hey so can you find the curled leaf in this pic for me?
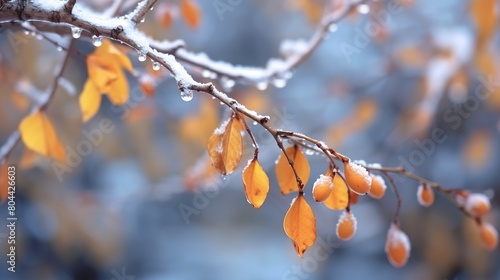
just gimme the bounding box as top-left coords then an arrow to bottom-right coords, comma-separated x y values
207,117 -> 244,175
283,193 -> 316,257
242,159 -> 269,208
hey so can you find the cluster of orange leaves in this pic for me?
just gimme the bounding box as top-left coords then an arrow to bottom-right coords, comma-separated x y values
205,118 -> 498,266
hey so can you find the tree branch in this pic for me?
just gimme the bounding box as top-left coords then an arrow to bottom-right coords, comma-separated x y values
0,38 -> 75,163
129,0 -> 158,24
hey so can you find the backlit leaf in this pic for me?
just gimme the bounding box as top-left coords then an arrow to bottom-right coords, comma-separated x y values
207,117 -> 244,175
19,110 -> 66,163
242,159 -> 269,208
276,145 -> 310,195
79,79 -> 102,122
181,0 -> 201,29
324,173 -> 349,210
283,193 -> 316,257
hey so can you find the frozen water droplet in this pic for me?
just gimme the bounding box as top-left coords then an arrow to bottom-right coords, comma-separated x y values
222,175 -> 226,180
150,6 -> 154,10
305,149 -> 315,156
92,35 -> 102,47
152,61 -> 160,71
23,30 -> 29,35
35,34 -> 43,40
273,78 -> 286,88
357,4 -> 370,14
211,96 -> 216,100
57,46 -> 63,52
328,23 -> 338,33
256,82 -> 268,90
30,32 -> 36,37
221,76 -> 235,91
140,17 -> 145,23
252,121 -> 258,126
71,27 -> 82,38
219,101 -> 224,105
138,52 -> 147,62
180,89 -> 193,102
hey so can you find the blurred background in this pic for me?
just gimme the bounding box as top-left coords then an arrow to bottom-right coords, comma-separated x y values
0,0 -> 499,279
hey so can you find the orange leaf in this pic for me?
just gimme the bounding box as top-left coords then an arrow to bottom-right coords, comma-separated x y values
207,117 -> 244,175
181,0 -> 201,29
276,145 -> 310,195
323,173 -> 349,210
0,162 -> 8,204
283,193 -> 316,257
79,79 -> 102,122
242,159 -> 269,208
19,110 -> 66,163
470,0 -> 498,47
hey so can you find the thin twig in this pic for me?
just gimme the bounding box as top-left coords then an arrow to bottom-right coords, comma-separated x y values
0,39 -> 75,163
129,0 -> 158,24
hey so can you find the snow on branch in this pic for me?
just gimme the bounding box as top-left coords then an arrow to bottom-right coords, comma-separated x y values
0,0 -> 358,87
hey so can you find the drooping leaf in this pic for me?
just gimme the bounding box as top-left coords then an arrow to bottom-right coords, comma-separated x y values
276,145 -> 310,195
242,159 -> 269,208
207,117 -> 244,175
85,39 -> 133,106
324,173 -> 349,210
181,0 -> 201,29
283,193 -> 316,257
19,110 -> 66,163
79,79 -> 102,122
94,39 -> 133,72
86,55 -> 117,92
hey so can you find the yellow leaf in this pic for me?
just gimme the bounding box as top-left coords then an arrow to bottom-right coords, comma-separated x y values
181,0 -> 201,29
79,80 -> 102,122
19,110 -> 66,163
324,173 -> 349,210
86,39 -> 132,106
87,55 -> 117,92
242,159 -> 269,208
207,117 -> 244,175
276,145 -> 310,195
95,39 -> 133,72
105,63 -> 129,105
283,193 -> 316,257
0,162 -> 7,204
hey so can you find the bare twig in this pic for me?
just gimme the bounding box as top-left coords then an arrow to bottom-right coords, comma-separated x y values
0,39 -> 75,163
129,0 -> 158,24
